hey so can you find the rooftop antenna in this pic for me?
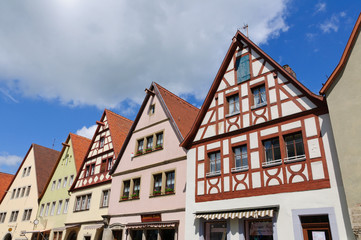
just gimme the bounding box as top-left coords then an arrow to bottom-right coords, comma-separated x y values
243,24 -> 249,38
52,138 -> 56,149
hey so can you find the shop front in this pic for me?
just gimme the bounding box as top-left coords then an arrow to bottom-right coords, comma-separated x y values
126,221 -> 179,240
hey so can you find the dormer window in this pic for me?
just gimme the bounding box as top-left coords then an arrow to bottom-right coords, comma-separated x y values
99,137 -> 105,148
226,94 -> 240,116
251,85 -> 267,109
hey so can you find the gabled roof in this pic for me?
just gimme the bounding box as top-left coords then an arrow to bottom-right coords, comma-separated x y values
69,109 -> 133,191
38,133 -> 91,201
320,13 -> 361,94
110,82 -> 199,175
0,172 -> 14,202
33,144 -> 61,197
181,30 -> 324,149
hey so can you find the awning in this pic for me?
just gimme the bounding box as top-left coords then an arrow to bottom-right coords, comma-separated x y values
127,221 -> 178,229
83,224 -> 104,230
21,230 -> 50,234
52,226 -> 66,231
64,224 -> 80,230
195,209 -> 274,220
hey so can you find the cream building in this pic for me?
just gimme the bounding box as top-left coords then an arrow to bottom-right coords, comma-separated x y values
0,144 -> 59,240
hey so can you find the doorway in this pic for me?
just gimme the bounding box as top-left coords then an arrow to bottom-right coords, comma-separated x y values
301,215 -> 332,240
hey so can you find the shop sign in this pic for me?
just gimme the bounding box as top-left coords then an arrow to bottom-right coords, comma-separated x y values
141,214 -> 161,223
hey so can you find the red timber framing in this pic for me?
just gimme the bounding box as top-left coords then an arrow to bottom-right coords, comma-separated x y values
69,109 -> 133,191
181,31 -> 331,203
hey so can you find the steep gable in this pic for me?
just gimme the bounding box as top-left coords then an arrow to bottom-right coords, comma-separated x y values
70,133 -> 92,171
0,172 -> 14,202
182,31 -> 325,148
70,109 -> 132,191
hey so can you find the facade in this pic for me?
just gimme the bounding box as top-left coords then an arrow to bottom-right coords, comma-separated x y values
0,173 -> 14,203
181,31 -> 353,239
0,144 -> 59,240
33,133 -> 91,240
63,109 -> 132,240
105,82 -> 198,240
320,13 -> 361,238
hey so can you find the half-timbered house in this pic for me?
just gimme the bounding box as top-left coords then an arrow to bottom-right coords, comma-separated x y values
64,110 -> 132,240
181,31 -> 353,240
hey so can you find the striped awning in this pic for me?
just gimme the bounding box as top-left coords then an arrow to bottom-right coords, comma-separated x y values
127,222 -> 178,229
83,224 -> 104,230
195,209 -> 274,220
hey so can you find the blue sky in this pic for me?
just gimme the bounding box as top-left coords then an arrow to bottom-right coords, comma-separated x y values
0,1 -> 360,174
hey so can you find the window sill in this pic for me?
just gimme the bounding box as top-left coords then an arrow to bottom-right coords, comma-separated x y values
206,171 -> 221,177
262,159 -> 282,168
231,166 -> 249,173
225,111 -> 240,118
99,205 -> 109,208
133,147 -> 163,158
149,192 -> 175,198
119,197 -> 140,202
251,102 -> 267,110
73,209 -> 90,212
284,155 -> 306,164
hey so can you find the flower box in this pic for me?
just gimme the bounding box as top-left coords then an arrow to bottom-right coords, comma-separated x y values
121,196 -> 129,200
145,148 -> 153,153
136,150 -> 143,156
131,194 -> 139,199
165,188 -> 174,194
155,145 -> 163,150
153,190 -> 161,196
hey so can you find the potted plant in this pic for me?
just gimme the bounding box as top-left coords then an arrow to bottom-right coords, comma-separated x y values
155,144 -> 163,150
145,147 -> 152,153
136,150 -> 143,156
165,188 -> 174,194
121,195 -> 129,200
153,190 -> 161,196
131,193 -> 139,199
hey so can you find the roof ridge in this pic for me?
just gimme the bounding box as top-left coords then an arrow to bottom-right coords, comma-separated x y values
69,132 -> 91,141
153,82 -> 199,111
105,109 -> 133,122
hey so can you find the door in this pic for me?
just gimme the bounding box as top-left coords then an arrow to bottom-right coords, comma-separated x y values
301,215 -> 332,240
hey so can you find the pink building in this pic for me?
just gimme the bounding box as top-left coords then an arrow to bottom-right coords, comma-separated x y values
105,82 -> 198,240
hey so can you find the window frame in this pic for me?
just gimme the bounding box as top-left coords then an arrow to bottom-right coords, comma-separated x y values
283,132 -> 306,163
74,194 -> 92,212
101,189 -> 111,208
226,94 -> 240,116
263,137 -> 282,167
231,145 -> 249,172
99,136 -> 105,148
165,171 -> 175,193
251,84 -> 267,109
206,151 -> 222,177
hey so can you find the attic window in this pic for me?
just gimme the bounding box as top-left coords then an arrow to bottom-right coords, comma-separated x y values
99,137 -> 105,148
149,104 -> 155,115
236,55 -> 251,83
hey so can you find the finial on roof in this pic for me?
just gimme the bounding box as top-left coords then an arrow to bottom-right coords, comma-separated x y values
145,88 -> 155,95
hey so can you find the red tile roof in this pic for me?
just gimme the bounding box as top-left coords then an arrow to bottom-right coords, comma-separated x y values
154,83 -> 199,138
105,109 -> 133,155
33,144 -> 61,197
320,13 -> 361,94
69,133 -> 92,171
0,172 -> 14,202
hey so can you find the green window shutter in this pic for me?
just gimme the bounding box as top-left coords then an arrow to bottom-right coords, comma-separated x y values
236,55 -> 250,83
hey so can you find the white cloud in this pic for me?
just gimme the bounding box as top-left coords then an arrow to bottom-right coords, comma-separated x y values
0,153 -> 23,167
0,0 -> 289,110
315,2 -> 326,14
76,125 -> 97,139
320,12 -> 347,33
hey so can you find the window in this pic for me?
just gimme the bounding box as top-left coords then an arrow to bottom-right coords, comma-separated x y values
153,174 -> 162,194
263,137 -> 281,166
63,177 -> 68,188
236,55 -> 250,83
22,209 -> 32,221
132,178 -> 140,198
284,132 -> 305,162
247,219 -> 273,240
22,168 -> 27,177
108,158 -> 113,170
26,186 -> 31,196
64,154 -> 69,166
149,104 -> 155,115
57,179 -> 62,189
51,180 -> 56,190
39,204 -> 45,217
101,190 -> 110,207
0,212 -> 6,223
137,139 -> 144,153
9,211 -> 18,222
85,165 -> 90,177
16,188 -> 20,198
11,189 -> 15,199
100,159 -> 107,173
75,194 -> 91,211
122,180 -> 130,199
21,187 -> 25,197
156,132 -> 163,148
99,137 -> 105,148
45,203 -> 50,216
90,164 -> 95,176
27,166 -> 31,176
166,171 -> 175,193
205,222 -> 227,240
232,145 -> 248,171
63,199 -> 69,214
57,200 -> 63,215
69,175 -> 74,186
207,151 -> 221,176
146,136 -> 153,151
252,85 -> 267,108
227,94 -> 240,115
50,202 -> 56,216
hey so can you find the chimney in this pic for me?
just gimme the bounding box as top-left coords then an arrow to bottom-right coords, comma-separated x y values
283,64 -> 297,79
